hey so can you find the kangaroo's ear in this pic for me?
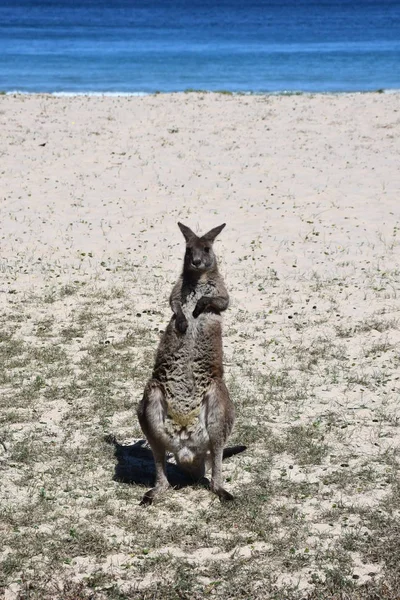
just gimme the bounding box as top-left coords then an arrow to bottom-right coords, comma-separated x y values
201,223 -> 226,243
178,222 -> 196,242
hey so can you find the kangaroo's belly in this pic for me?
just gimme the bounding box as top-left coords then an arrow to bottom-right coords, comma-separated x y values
162,311 -> 221,412
163,401 -> 210,459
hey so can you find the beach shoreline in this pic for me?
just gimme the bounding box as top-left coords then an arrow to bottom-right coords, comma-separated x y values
3,88 -> 400,97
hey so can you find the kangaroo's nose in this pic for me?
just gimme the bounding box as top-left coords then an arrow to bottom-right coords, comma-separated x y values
192,258 -> 201,267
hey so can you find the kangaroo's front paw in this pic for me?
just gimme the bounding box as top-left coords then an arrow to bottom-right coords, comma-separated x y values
193,298 -> 207,318
176,315 -> 188,333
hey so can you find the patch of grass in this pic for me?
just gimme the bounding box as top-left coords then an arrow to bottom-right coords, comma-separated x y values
285,423 -> 329,466
60,326 -> 85,340
35,317 -> 55,337
292,336 -> 348,371
59,283 -> 78,297
363,338 -> 393,357
1,247 -> 399,600
184,88 -> 207,94
336,316 -> 398,338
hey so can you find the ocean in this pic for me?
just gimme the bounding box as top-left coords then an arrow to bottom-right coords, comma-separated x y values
1,0 -> 399,94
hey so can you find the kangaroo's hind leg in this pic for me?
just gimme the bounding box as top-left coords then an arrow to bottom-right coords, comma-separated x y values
204,380 -> 235,502
137,381 -> 170,505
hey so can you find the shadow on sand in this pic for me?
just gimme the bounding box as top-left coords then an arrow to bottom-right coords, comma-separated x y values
106,435 -> 246,490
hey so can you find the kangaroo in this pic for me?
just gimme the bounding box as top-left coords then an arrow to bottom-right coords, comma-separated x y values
137,222 -> 235,505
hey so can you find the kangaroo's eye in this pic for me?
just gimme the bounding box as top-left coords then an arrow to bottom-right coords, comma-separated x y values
204,246 -> 210,253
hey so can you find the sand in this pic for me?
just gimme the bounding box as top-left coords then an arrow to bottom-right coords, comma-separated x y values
1,92 -> 398,275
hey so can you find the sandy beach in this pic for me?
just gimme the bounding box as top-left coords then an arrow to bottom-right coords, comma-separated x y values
1,92 -> 399,598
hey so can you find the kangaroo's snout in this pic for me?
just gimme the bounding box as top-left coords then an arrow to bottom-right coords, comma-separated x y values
192,258 -> 202,268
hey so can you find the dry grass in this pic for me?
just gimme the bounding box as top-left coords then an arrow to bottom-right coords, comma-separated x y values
1,256 -> 399,600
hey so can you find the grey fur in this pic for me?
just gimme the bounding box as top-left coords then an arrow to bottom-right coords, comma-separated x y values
137,222 -> 235,505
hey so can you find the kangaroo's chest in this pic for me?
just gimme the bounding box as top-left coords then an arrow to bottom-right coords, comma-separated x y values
181,280 -> 215,316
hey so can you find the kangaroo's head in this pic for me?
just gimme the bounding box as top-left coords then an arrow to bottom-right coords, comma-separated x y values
178,222 -> 226,274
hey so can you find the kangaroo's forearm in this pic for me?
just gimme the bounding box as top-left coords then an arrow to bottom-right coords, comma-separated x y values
170,298 -> 184,316
170,285 -> 188,333
194,295 -> 229,318
207,295 -> 229,312
170,279 -> 183,316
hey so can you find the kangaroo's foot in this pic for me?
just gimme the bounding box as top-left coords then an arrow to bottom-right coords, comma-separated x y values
199,475 -> 233,501
140,489 -> 155,506
211,482 -> 234,502
140,481 -> 170,506
217,488 -> 234,502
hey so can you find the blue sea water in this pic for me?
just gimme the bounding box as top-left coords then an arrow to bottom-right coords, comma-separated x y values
0,0 -> 399,94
